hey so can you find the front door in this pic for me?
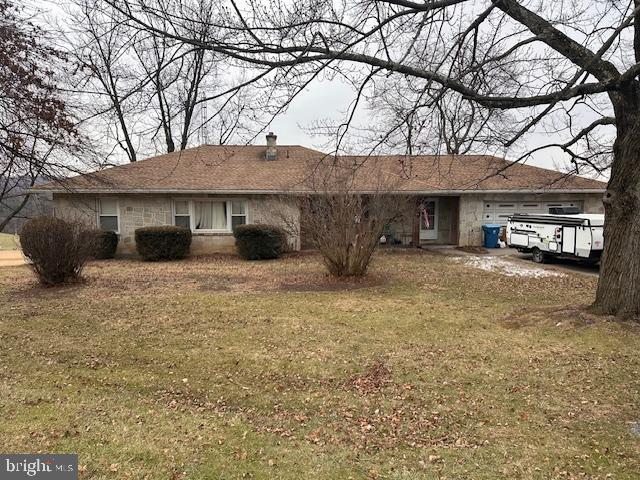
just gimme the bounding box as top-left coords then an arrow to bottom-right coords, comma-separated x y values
419,199 -> 438,241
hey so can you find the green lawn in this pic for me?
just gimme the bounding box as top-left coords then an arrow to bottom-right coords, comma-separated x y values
0,232 -> 19,250
0,251 -> 638,479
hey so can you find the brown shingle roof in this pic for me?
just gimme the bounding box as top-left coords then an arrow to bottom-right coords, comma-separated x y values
35,144 -> 606,193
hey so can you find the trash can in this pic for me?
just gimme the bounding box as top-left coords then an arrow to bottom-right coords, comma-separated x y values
482,224 -> 502,248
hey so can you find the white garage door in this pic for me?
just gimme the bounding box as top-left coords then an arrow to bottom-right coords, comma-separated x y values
482,200 -> 582,225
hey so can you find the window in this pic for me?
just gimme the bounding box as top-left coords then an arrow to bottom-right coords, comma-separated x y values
173,199 -> 248,232
194,200 -> 227,230
98,198 -> 119,232
174,200 -> 191,228
231,201 -> 247,229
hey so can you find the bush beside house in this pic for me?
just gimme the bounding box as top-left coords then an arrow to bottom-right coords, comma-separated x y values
135,226 -> 192,261
20,216 -> 94,285
91,230 -> 118,259
234,224 -> 287,260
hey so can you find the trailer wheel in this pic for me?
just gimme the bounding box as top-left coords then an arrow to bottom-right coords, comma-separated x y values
532,248 -> 546,264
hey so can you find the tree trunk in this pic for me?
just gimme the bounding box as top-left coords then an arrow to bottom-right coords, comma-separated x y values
593,85 -> 640,318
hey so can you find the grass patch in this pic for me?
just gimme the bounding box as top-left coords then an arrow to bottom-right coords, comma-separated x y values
0,251 -> 639,479
0,232 -> 19,250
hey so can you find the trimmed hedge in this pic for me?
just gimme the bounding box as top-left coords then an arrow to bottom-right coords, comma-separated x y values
20,216 -> 94,285
91,230 -> 118,259
135,226 -> 192,261
234,224 -> 287,260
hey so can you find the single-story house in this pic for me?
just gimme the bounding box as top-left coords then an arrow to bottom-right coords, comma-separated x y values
34,133 -> 606,255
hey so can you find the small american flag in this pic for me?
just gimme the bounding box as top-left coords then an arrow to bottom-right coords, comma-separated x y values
422,205 -> 430,229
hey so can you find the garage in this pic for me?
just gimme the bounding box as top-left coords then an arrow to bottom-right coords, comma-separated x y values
482,200 -> 582,225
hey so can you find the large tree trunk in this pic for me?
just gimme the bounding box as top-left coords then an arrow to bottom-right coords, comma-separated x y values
593,85 -> 640,318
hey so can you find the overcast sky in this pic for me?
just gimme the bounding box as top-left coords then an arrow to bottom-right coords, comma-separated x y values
266,79 -> 594,174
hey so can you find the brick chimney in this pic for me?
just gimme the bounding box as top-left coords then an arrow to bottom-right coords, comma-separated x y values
265,132 -> 277,161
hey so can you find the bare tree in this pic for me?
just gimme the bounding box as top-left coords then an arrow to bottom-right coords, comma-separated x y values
312,63 -> 513,156
0,0 -> 81,230
67,2 -> 140,162
98,0 -> 640,318
130,1 -> 218,152
66,0 -> 262,162
374,88 -> 511,156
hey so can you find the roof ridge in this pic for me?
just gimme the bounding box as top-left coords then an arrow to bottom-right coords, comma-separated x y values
497,155 -> 607,183
32,144 -> 607,192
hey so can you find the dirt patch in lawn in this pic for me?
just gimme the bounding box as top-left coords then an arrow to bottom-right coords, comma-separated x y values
2,253 -> 387,297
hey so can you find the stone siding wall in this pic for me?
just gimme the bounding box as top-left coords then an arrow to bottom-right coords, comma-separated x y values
458,195 -> 485,247
53,194 -> 98,226
248,196 -> 301,251
52,193 -> 301,255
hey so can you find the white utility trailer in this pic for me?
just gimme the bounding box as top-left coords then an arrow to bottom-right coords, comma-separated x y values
506,213 -> 605,264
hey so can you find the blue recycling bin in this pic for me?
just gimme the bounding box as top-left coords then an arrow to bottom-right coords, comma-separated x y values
482,224 -> 502,248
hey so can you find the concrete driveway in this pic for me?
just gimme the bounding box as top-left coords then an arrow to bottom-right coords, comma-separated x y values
428,245 -> 600,277
485,247 -> 600,277
0,250 -> 27,267
513,252 -> 600,277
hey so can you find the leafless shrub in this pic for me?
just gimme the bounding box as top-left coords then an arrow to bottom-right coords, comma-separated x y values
20,216 -> 95,285
297,157 -> 411,277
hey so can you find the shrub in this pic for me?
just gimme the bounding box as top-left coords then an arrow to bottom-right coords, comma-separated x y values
135,226 -> 192,261
299,193 -> 408,277
90,230 -> 118,259
20,216 -> 94,285
234,224 -> 287,260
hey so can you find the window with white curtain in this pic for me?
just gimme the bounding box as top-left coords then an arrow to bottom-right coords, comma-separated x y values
98,198 -> 119,232
194,200 -> 227,230
173,199 -> 248,232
